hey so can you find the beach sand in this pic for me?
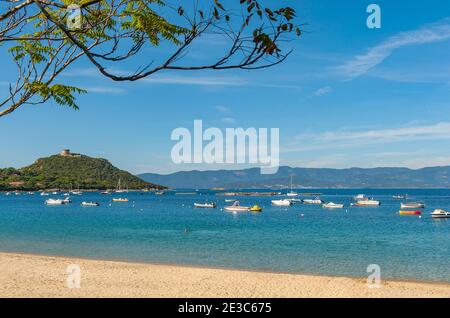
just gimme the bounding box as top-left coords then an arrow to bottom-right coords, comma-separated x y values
0,252 -> 449,298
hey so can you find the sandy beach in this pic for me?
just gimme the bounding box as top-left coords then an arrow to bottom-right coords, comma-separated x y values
0,253 -> 449,298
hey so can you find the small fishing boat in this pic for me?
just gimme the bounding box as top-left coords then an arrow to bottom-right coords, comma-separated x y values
393,195 -> 407,199
155,191 -> 165,195
431,209 -> 450,219
225,199 -> 236,203
194,202 -> 216,209
250,205 -> 263,212
45,198 -> 65,205
399,210 -> 422,216
354,194 -> 366,200
112,198 -> 129,202
290,198 -> 303,203
71,191 -> 82,195
352,199 -> 380,206
323,202 -> 344,209
271,199 -> 292,207
81,202 -> 100,207
62,197 -> 72,204
224,201 -> 251,212
63,192 -> 70,196
303,197 -> 323,204
401,202 -> 425,209
100,190 -> 111,195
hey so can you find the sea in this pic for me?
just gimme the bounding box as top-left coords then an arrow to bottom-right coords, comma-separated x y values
0,189 -> 449,282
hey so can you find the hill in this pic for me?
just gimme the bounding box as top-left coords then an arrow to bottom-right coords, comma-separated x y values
0,153 -> 165,190
138,166 -> 450,189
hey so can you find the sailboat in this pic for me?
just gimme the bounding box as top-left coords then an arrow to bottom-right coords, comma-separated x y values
286,175 -> 298,197
115,178 -> 127,193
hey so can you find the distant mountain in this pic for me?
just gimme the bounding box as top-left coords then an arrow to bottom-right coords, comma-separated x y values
138,166 -> 450,189
0,152 -> 166,190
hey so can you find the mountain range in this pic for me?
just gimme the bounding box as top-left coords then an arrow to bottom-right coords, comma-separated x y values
138,166 -> 450,189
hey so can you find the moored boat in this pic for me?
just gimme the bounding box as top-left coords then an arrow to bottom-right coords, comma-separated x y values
399,210 -> 422,216
303,197 -> 323,204
352,199 -> 380,206
323,202 -> 344,209
271,199 -> 292,207
224,201 -> 251,212
45,198 -> 65,205
431,209 -> 450,219
112,198 -> 129,202
400,202 -> 425,209
393,194 -> 407,199
250,205 -> 263,212
81,202 -> 100,207
194,202 -> 216,209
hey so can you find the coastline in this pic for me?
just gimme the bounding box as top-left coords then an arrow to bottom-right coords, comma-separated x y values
1,252 -> 450,298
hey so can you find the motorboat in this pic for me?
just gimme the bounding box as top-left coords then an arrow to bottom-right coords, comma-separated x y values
101,190 -> 112,195
250,205 -> 263,212
352,199 -> 380,206
400,202 -> 425,209
393,195 -> 407,199
303,197 -> 323,204
194,202 -> 216,209
45,198 -> 65,205
224,201 -> 251,212
399,210 -> 422,216
271,199 -> 292,207
112,198 -> 129,202
225,199 -> 236,203
431,209 -> 450,219
323,202 -> 344,209
40,192 -> 49,196
290,198 -> 303,203
354,194 -> 366,200
155,191 -> 165,195
71,191 -> 83,195
62,197 -> 72,204
81,202 -> 100,207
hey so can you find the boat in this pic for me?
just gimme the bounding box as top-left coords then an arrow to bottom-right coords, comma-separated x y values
303,197 -> 323,204
194,202 -> 216,209
225,199 -> 236,203
286,175 -> 298,197
63,192 -> 70,196
352,199 -> 380,206
81,202 -> 100,207
354,194 -> 366,200
115,178 -> 127,193
224,201 -> 251,212
393,195 -> 407,199
27,192 -> 34,195
112,198 -> 129,202
431,209 -> 450,219
52,191 -> 58,195
399,210 -> 421,215
271,199 -> 292,207
155,191 -> 165,195
100,190 -> 111,195
71,190 -> 82,195
62,197 -> 72,204
323,202 -> 344,209
250,205 -> 263,212
400,202 -> 425,209
45,198 -> 65,205
40,192 -> 49,196
290,198 -> 303,203
5,192 -> 11,196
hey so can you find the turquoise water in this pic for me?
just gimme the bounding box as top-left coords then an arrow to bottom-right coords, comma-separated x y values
0,189 -> 450,282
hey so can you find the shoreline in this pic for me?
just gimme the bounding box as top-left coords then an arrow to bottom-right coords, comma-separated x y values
1,252 -> 450,298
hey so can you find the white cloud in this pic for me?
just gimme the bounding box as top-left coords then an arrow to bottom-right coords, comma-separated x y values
333,19 -> 450,79
215,105 -> 230,113
221,117 -> 236,124
87,87 -> 126,94
313,86 -> 332,96
283,122 -> 450,153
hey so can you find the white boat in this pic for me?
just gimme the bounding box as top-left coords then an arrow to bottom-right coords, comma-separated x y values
62,197 -> 72,204
290,198 -> 303,203
63,193 -> 70,196
286,175 -> 298,197
224,201 -> 251,212
71,191 -> 82,195
5,192 -> 11,196
303,197 -> 323,204
400,202 -> 425,209
271,199 -> 292,207
100,190 -> 111,195
81,202 -> 100,207
52,191 -> 58,195
323,202 -> 344,209
112,198 -> 129,202
354,194 -> 366,200
115,178 -> 127,193
393,195 -> 407,199
40,192 -> 49,196
194,202 -> 216,209
431,209 -> 450,219
45,198 -> 65,205
225,199 -> 236,203
352,199 -> 380,206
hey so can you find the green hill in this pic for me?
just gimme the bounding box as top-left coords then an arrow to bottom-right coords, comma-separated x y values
0,154 -> 165,190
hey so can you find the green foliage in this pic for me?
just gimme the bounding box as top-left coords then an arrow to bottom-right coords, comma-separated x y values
26,81 -> 87,110
0,154 -> 166,190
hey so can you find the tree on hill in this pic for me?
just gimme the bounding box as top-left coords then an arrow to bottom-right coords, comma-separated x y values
0,0 -> 301,117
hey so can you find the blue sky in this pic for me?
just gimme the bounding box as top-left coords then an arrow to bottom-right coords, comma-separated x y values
2,0 -> 450,174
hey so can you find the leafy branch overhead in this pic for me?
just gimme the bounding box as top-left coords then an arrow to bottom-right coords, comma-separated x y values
0,0 -> 301,117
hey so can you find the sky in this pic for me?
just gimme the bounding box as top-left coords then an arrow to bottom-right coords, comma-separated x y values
1,0 -> 450,174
